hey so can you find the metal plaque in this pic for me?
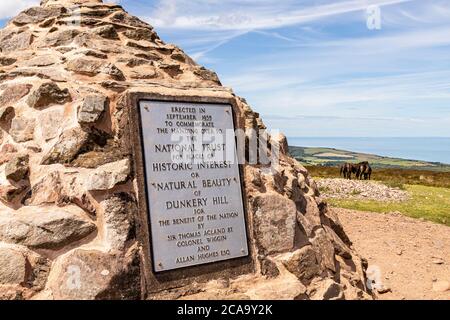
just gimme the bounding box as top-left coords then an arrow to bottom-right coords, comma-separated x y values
139,100 -> 249,272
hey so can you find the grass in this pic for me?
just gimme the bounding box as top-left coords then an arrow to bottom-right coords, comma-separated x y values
327,185 -> 450,226
305,165 -> 450,226
305,166 -> 450,189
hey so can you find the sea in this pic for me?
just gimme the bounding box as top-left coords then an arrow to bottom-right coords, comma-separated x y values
287,137 -> 450,165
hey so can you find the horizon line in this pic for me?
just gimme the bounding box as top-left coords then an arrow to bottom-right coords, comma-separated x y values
286,136 -> 450,139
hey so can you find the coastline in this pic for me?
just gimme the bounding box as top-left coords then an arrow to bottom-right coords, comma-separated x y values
288,144 -> 450,171
287,137 -> 450,165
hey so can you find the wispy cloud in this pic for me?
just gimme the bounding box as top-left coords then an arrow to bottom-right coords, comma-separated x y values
148,0 -> 413,31
144,0 -> 416,61
228,70 -> 450,102
190,30 -> 250,60
299,26 -> 450,53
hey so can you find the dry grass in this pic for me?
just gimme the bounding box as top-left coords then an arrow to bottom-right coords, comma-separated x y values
306,166 -> 450,189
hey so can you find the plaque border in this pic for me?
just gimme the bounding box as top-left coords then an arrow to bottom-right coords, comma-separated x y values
137,99 -> 250,273
127,91 -> 255,296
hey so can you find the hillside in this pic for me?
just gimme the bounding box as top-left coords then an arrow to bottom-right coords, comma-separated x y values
289,146 -> 450,172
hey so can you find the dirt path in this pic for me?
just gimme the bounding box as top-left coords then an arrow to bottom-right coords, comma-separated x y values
333,208 -> 450,300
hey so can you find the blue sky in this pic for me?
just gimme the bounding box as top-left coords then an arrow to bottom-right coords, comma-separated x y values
1,0 -> 450,137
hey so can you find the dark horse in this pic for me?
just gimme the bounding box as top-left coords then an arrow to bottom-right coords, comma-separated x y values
340,162 -> 372,180
356,161 -> 372,180
340,163 -> 358,179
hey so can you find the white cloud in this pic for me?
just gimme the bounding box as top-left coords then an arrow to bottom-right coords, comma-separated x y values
147,0 -> 413,31
241,70 -> 450,111
301,26 -> 450,53
0,0 -> 39,20
382,1 -> 450,27
143,0 -> 425,62
0,0 -> 120,20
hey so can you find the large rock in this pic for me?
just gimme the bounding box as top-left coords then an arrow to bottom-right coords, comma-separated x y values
0,206 -> 96,249
66,58 -> 103,76
41,127 -> 90,165
101,193 -> 136,250
85,159 -> 130,191
22,55 -> 60,67
27,82 -> 71,109
123,28 -> 156,41
42,0 -> 103,6
24,171 -> 96,214
77,94 -> 107,124
40,29 -> 80,47
194,67 -> 221,84
0,245 -> 50,299
38,109 -> 64,141
0,57 -> 16,66
253,192 -> 297,254
109,11 -> 149,28
0,107 -> 14,129
94,25 -> 119,39
0,184 -> 28,205
50,247 -> 140,300
0,144 -> 17,166
0,248 -> 27,285
0,84 -> 32,106
66,58 -> 125,80
129,67 -> 158,80
308,279 -> 345,300
243,273 -> 306,300
310,228 -> 337,272
5,154 -> 29,182
25,171 -> 64,206
281,246 -> 321,285
0,30 -> 34,53
11,6 -> 65,26
0,245 -> 49,289
9,117 -> 35,142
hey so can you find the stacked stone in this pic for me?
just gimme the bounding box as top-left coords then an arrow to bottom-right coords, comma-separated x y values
0,0 -> 371,300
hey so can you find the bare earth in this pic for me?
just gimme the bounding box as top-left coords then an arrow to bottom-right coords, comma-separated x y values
334,208 -> 450,300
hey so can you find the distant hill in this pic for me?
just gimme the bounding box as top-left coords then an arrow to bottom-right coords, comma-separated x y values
289,146 -> 450,172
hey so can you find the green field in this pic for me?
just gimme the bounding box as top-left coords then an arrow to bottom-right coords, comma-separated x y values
326,184 -> 450,226
289,146 -> 450,172
296,155 -> 450,226
306,166 -> 450,189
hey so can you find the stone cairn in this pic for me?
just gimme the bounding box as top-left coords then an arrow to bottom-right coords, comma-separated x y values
0,0 -> 371,300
